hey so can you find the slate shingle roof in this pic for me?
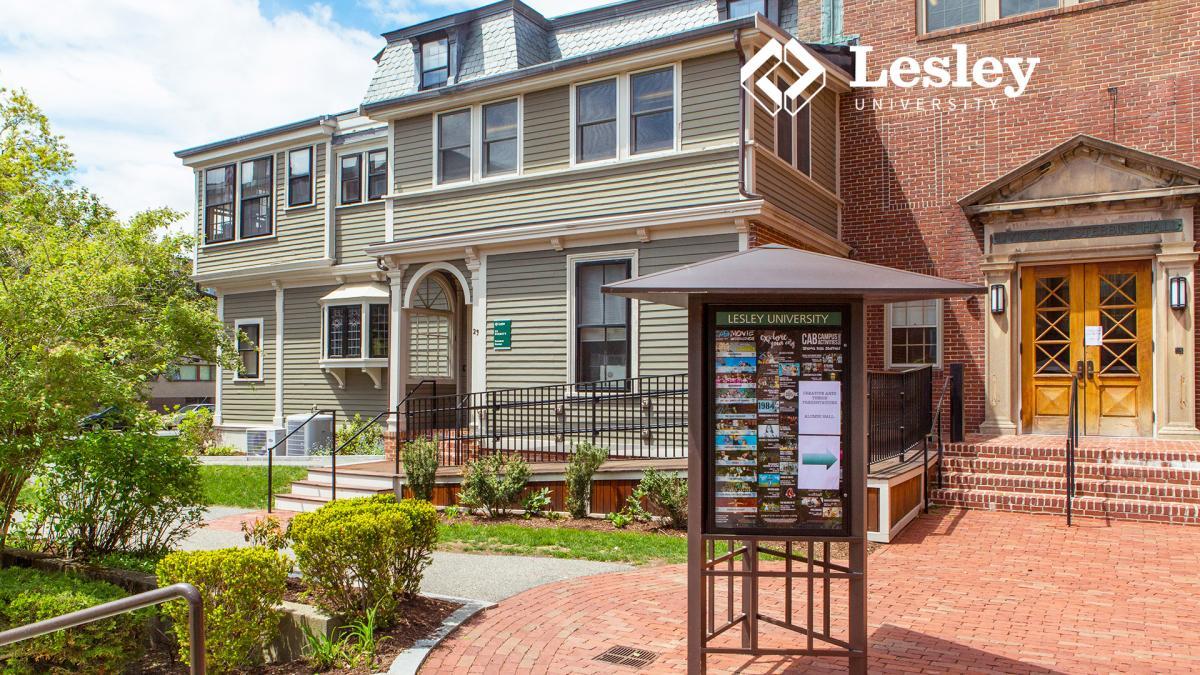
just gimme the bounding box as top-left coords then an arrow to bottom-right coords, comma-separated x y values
361,0 -> 737,108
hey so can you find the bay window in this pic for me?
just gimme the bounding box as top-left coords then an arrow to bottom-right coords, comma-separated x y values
288,147 -> 313,207
239,156 -> 273,238
437,109 -> 471,183
575,260 -> 631,388
325,303 -> 389,361
204,164 -> 235,244
340,154 -> 362,205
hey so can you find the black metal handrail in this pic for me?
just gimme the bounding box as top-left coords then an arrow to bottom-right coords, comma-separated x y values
925,374 -> 955,511
1066,370 -> 1081,526
867,366 -> 934,466
327,408 -> 403,501
266,409 -> 334,514
393,379 -> 438,477
0,583 -> 206,674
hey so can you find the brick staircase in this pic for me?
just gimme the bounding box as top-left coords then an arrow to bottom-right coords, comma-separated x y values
273,463 -> 394,513
930,436 -> 1200,525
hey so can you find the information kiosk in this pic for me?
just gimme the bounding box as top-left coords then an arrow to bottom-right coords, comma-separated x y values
604,245 -> 983,673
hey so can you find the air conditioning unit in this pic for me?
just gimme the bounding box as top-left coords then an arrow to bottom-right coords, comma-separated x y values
245,427 -> 285,456
285,413 -> 333,456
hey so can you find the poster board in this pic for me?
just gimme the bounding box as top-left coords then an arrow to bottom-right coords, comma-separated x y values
705,306 -> 851,537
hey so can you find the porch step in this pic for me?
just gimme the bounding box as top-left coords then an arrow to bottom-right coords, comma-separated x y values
289,480 -> 392,500
942,441 -> 1200,465
304,466 -> 395,491
931,488 -> 1200,525
940,456 -> 1200,484
273,463 -> 396,512
939,472 -> 1200,502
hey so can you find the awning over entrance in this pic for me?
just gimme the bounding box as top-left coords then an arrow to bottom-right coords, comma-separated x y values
602,244 -> 985,306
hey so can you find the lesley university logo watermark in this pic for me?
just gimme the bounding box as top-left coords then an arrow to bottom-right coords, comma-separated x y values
743,39 -> 1039,116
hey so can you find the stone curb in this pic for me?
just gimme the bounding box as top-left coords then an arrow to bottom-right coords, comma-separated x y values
384,593 -> 495,675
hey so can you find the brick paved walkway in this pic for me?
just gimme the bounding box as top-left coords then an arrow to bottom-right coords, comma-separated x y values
421,509 -> 1200,673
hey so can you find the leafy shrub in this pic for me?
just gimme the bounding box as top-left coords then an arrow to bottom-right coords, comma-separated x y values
203,444 -> 243,457
336,414 -> 384,456
522,487 -> 553,518
156,547 -> 290,674
241,515 -> 287,550
565,442 -> 608,518
288,496 -> 438,624
458,453 -> 530,517
177,406 -> 219,456
14,429 -> 205,558
402,437 -> 439,501
636,468 -> 689,528
0,566 -> 146,673
96,551 -> 166,574
606,511 -> 631,529
618,491 -> 652,524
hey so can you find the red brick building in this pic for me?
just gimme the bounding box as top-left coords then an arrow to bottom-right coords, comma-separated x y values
841,0 -> 1200,439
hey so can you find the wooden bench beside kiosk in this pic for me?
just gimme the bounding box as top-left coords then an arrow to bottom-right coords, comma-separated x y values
604,244 -> 983,674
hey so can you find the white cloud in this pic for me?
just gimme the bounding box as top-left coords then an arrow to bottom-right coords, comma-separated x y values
0,0 -> 381,228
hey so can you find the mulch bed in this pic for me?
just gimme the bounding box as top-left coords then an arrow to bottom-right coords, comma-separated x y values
442,512 -> 688,536
129,593 -> 461,674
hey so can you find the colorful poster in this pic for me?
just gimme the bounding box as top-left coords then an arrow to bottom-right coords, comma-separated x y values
710,311 -> 847,534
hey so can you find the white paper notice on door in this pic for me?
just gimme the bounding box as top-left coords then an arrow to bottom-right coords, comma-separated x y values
1085,325 -> 1103,346
796,381 -> 842,435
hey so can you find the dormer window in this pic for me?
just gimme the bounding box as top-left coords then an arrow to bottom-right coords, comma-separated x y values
722,0 -> 777,21
420,36 -> 450,89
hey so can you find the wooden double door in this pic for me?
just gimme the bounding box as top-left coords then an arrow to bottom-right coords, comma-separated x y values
1021,261 -> 1153,437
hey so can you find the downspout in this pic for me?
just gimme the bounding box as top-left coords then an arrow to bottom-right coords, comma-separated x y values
734,28 -> 761,203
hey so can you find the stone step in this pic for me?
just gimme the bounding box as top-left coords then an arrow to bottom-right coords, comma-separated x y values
938,472 -> 1200,502
940,456 -> 1200,484
942,442 -> 1200,467
931,488 -> 1200,525
289,480 -> 392,500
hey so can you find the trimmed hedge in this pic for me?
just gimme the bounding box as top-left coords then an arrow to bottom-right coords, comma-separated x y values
0,566 -> 145,674
156,547 -> 290,674
288,496 -> 438,624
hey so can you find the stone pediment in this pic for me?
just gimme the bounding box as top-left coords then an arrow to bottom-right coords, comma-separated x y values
960,135 -> 1200,215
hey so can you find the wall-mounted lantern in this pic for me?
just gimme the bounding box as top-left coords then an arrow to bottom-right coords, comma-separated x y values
990,283 -> 1007,314
1170,276 -> 1189,311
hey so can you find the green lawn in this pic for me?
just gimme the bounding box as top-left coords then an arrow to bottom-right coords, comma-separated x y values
199,465 -> 308,508
437,522 -> 688,565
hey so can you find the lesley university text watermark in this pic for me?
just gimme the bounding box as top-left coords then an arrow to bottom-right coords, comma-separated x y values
742,38 -> 1040,116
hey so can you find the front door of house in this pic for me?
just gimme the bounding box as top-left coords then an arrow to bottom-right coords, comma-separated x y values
1021,261 -> 1153,437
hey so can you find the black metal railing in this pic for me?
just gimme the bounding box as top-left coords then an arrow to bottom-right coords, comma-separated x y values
266,410 -> 334,514
402,373 -> 689,465
867,366 -> 934,466
1066,368 -> 1081,526
0,583 -> 206,674
925,372 -> 956,510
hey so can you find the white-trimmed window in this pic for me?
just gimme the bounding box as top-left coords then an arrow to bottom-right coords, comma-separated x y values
434,98 -> 521,185
287,147 -> 313,207
239,156 -> 273,239
569,256 -> 634,390
571,64 -> 680,166
886,300 -> 942,368
408,275 -> 454,378
922,0 -> 1086,33
204,164 -> 236,244
774,76 -> 812,176
325,303 -> 389,360
234,319 -> 263,381
337,149 -> 388,204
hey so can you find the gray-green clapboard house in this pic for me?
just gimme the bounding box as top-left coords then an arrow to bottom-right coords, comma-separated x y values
175,0 -> 852,451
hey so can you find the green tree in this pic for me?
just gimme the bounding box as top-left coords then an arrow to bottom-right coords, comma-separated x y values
0,87 -> 229,545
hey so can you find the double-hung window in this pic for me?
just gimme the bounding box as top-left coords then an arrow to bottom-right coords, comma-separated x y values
575,260 -> 631,388
630,67 -> 675,155
239,157 -> 273,238
923,0 -> 1074,32
574,66 -> 677,165
339,154 -> 362,205
234,320 -> 262,380
367,149 -> 388,200
204,165 -> 236,244
288,147 -> 313,207
774,81 -> 812,176
887,300 -> 942,368
726,0 -> 767,18
420,37 -> 450,89
575,79 -> 618,163
482,100 -> 518,177
437,109 -> 471,183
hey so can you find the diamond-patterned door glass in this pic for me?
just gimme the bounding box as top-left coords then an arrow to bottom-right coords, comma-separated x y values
1034,276 -> 1071,374
1098,273 -> 1137,374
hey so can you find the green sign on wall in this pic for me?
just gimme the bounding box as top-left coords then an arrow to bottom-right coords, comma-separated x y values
493,319 -> 512,350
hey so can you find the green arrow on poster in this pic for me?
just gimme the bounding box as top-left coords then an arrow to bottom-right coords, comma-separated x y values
802,451 -> 838,468
493,319 -> 512,350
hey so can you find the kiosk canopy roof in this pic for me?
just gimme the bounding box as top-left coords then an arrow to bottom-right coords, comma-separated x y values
602,244 -> 985,307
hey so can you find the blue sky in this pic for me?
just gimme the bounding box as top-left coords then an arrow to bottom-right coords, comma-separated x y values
0,0 -> 611,226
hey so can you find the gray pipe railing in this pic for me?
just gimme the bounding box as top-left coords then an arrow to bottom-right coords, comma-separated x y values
0,582 -> 206,674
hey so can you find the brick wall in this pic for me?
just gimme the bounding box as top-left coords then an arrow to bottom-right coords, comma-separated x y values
840,0 -> 1200,431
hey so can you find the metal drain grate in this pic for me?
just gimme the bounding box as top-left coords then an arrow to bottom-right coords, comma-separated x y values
594,645 -> 659,669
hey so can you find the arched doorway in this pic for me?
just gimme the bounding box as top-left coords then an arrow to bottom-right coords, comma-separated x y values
402,268 -> 470,415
